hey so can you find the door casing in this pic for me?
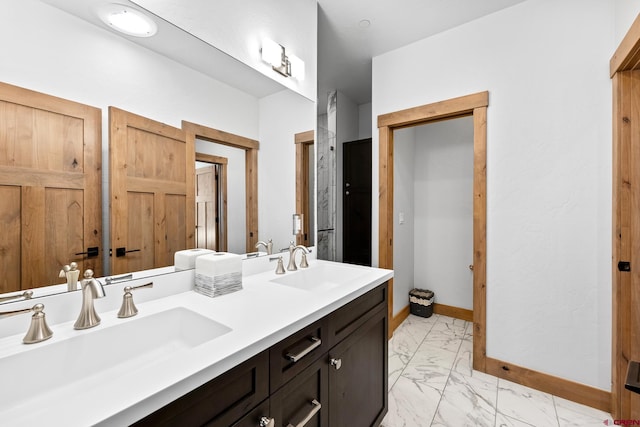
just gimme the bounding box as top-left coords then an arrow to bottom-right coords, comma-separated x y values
377,91 -> 488,371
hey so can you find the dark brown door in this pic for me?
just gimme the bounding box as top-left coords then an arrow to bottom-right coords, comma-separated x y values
343,138 -> 372,266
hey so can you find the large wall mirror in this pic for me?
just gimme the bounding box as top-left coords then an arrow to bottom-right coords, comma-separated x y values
0,0 -> 316,302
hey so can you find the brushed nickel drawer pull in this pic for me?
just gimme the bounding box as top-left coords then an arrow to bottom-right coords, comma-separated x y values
285,336 -> 321,362
286,399 -> 321,427
330,358 -> 342,370
259,416 -> 275,427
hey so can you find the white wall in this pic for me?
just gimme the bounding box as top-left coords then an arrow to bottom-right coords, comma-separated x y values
258,90 -> 315,252
413,118 -> 474,311
195,140 -> 247,254
615,0 -> 640,45
359,102 -> 373,139
373,0 -> 618,390
393,128 -> 416,315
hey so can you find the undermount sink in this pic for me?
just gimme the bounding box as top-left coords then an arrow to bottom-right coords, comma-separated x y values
270,262 -> 369,291
0,307 -> 231,413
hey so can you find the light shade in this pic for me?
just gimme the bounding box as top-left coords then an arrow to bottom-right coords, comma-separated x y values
97,4 -> 158,38
261,38 -> 284,67
288,53 -> 305,81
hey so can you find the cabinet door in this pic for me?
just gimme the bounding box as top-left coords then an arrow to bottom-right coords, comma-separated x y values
328,306 -> 388,427
270,357 -> 329,427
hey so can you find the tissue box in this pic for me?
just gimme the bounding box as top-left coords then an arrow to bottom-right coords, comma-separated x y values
174,248 -> 216,271
195,252 -> 243,297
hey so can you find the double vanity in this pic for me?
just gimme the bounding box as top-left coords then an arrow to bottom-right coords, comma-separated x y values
0,255 -> 392,426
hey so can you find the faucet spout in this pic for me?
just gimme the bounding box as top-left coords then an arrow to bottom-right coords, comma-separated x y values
255,239 -> 273,255
74,269 -> 105,330
287,245 -> 309,271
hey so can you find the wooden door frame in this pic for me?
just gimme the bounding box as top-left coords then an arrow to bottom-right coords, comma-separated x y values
196,153 -> 228,251
182,121 -> 259,253
295,130 -> 314,246
378,91 -> 488,371
610,12 -> 640,419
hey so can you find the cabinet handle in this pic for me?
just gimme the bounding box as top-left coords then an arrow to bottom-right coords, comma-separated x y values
285,336 -> 321,362
259,416 -> 275,427
330,358 -> 342,370
286,399 -> 321,427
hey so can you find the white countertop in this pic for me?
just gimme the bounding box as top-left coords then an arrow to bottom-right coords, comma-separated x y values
0,260 -> 392,427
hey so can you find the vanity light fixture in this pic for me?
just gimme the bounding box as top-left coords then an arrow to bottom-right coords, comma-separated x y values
97,4 -> 158,38
261,38 -> 305,80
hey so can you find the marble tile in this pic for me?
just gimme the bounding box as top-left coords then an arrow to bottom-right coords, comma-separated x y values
496,379 -> 559,427
422,328 -> 464,353
382,375 -> 442,427
401,343 -> 457,391
553,396 -> 611,427
430,317 -> 467,337
431,372 -> 498,427
495,412 -> 541,427
386,315 -> 609,427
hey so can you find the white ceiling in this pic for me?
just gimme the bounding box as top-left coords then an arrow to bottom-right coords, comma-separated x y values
316,0 -> 527,107
42,0 -> 528,108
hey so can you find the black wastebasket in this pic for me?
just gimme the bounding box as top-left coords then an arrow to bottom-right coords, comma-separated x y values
409,288 -> 434,318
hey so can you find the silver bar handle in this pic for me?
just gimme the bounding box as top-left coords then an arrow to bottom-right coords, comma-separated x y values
105,273 -> 133,284
0,290 -> 33,303
285,336 -> 321,362
286,399 -> 321,427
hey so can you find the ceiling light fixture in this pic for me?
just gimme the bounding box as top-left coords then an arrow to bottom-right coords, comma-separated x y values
260,38 -> 305,80
97,4 -> 158,38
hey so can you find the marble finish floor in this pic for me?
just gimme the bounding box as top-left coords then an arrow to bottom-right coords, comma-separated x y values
382,314 -> 611,427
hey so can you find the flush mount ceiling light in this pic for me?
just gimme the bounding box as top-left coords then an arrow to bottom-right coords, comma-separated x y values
97,4 -> 158,38
260,38 -> 305,80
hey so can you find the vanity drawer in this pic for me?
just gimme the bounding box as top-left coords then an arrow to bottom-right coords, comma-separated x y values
270,356 -> 329,427
270,318 -> 329,392
327,282 -> 388,346
132,349 -> 269,427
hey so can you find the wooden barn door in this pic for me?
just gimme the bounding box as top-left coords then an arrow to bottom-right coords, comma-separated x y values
109,107 -> 194,275
0,82 -> 102,293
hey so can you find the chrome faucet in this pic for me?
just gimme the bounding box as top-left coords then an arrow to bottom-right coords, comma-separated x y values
74,269 -> 106,330
287,245 -> 309,271
255,239 -> 273,255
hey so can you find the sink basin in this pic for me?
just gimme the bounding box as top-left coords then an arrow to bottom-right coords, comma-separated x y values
0,307 -> 231,413
270,262 -> 369,291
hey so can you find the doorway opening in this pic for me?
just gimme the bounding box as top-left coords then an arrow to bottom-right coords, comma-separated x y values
610,13 -> 640,419
195,154 -> 227,251
182,121 -> 259,253
295,130 -> 315,247
378,91 -> 488,371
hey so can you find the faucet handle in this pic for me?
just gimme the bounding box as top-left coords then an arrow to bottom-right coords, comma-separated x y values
117,282 -> 153,318
0,303 -> 53,344
275,257 -> 286,275
300,253 -> 309,269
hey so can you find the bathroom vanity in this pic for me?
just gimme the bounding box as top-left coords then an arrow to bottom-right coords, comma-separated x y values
0,259 -> 392,427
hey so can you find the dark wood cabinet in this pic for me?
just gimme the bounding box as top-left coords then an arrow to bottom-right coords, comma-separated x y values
328,306 -> 388,427
133,282 -> 387,427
